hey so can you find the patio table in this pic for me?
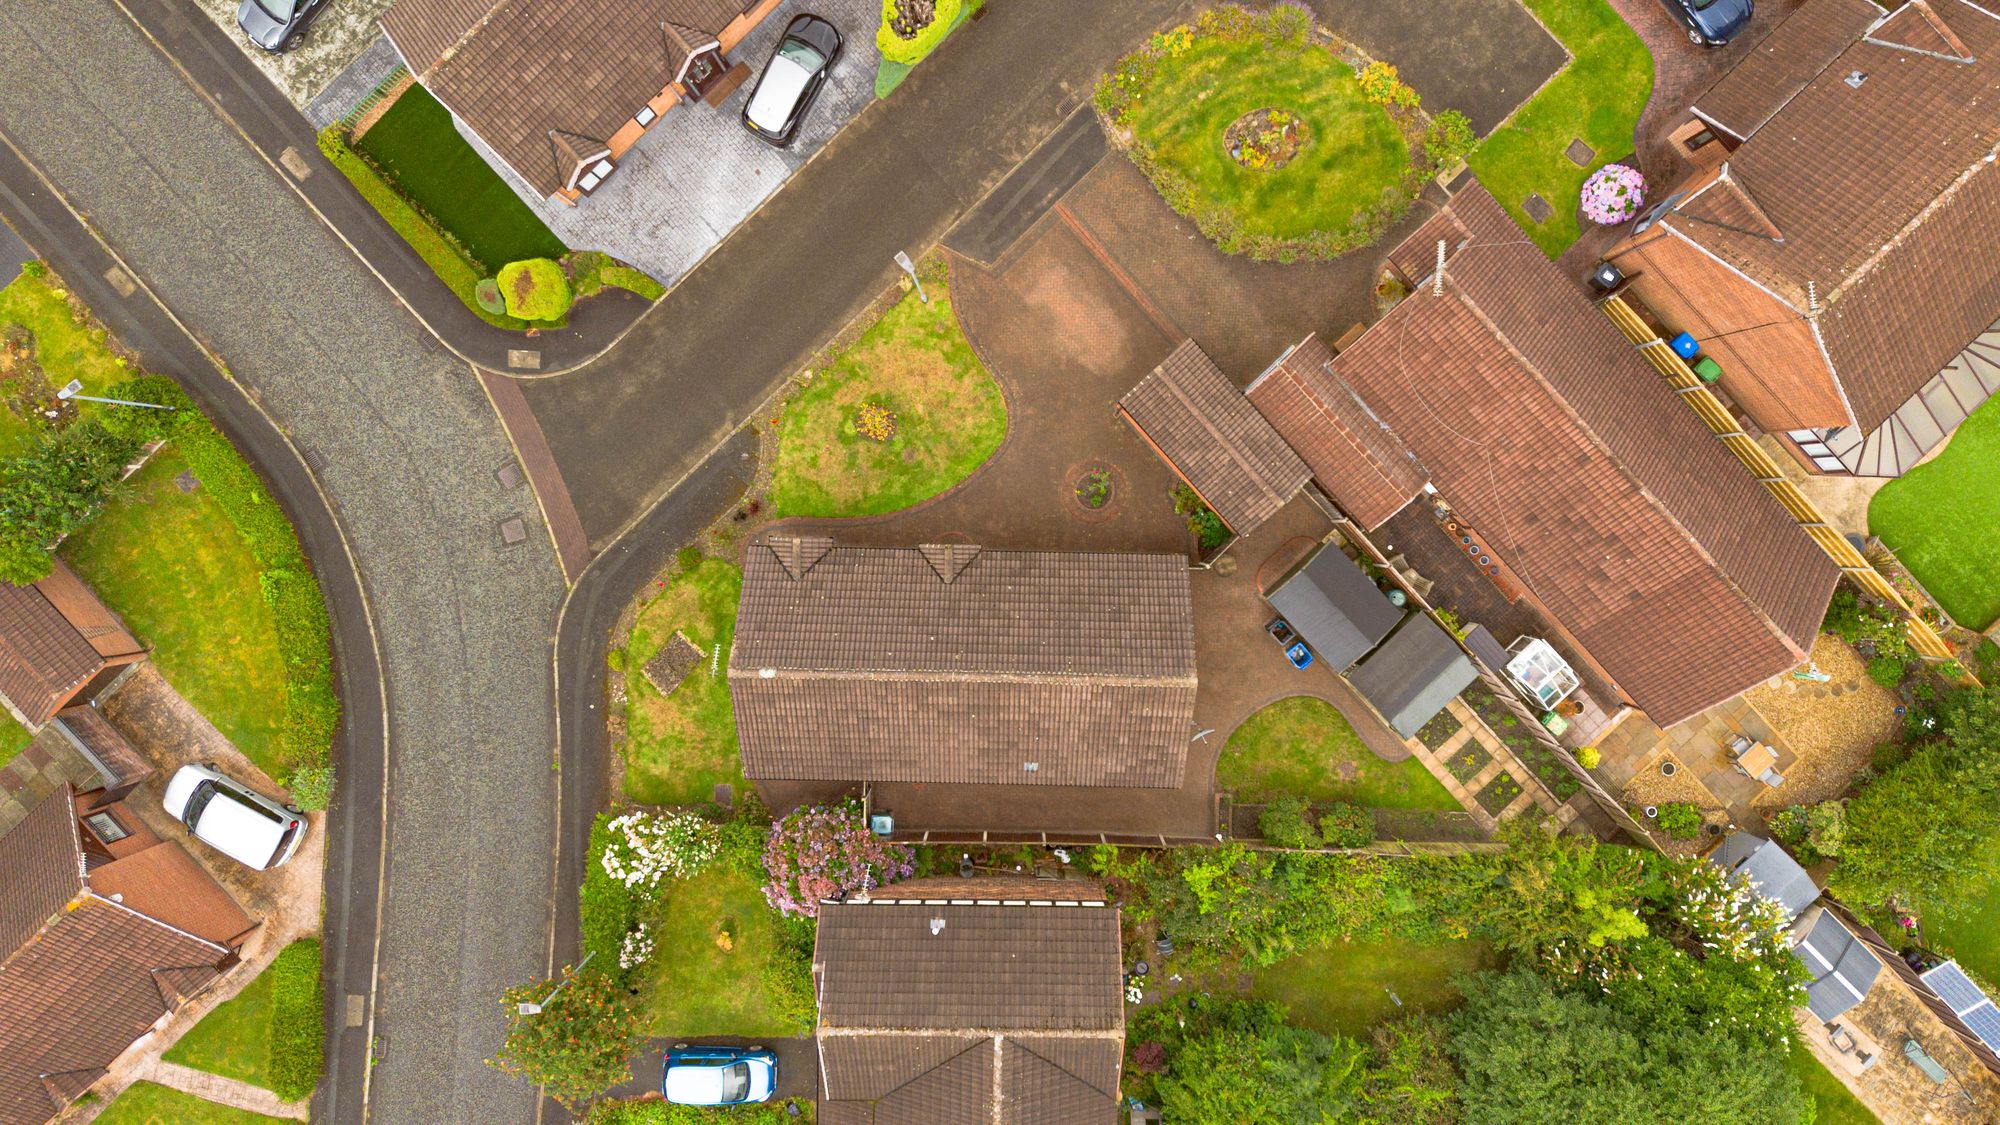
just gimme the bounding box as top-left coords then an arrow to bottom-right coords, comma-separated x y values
1734,741 -> 1777,777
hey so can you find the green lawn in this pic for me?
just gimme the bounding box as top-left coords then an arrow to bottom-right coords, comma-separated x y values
1217,696 -> 1462,809
0,718 -> 28,770
620,557 -> 746,806
353,84 -> 566,272
643,863 -> 800,1038
1870,393 -> 2000,630
165,955 -> 277,1089
1250,938 -> 1499,1039
0,264 -> 134,457
94,1083 -> 289,1125
1927,871 -> 2000,985
769,271 -> 1006,519
61,448 -> 290,778
1467,0 -> 1654,256
1121,31 -> 1409,243
1786,1045 -> 1880,1125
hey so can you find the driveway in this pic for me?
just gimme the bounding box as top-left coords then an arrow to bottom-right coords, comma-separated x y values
608,1036 -> 818,1104
1305,0 -> 1566,134
191,0 -> 395,106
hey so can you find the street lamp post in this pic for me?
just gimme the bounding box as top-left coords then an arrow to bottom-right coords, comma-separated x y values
893,251 -> 928,304
517,950 -> 596,1016
57,379 -> 177,411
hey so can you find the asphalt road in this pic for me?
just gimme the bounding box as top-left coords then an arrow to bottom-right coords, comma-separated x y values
0,3 -> 567,1122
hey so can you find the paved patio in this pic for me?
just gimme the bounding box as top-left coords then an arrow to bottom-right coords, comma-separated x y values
464,0 -> 883,286
1594,691 -> 1798,832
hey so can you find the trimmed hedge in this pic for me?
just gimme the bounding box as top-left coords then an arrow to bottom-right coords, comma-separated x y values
268,939 -> 326,1101
580,813 -> 641,971
876,0 -> 964,65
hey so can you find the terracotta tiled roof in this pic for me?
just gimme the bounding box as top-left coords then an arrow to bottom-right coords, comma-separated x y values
1246,333 -> 1429,530
1326,182 -> 1836,726
814,897 -> 1122,1124
1119,340 -> 1311,535
0,784 -> 85,961
0,589 -> 103,729
729,538 -> 1196,787
1692,0 -> 1883,140
90,842 -> 255,948
381,0 -> 758,197
53,707 -> 152,791
1659,0 -> 2000,429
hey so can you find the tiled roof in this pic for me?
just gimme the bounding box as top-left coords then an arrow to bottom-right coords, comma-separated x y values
90,842 -> 255,948
53,707 -> 152,791
1692,0 -> 1883,140
1246,334 -> 1428,530
1325,182 -> 1835,726
381,0 -> 757,196
0,581 -> 104,729
0,785 -> 84,962
730,538 -> 1197,787
1119,339 -> 1311,534
1660,0 -> 2000,429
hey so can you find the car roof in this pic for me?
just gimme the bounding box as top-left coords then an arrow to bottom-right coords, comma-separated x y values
747,54 -> 814,132
664,1058 -> 740,1102
189,782 -> 287,868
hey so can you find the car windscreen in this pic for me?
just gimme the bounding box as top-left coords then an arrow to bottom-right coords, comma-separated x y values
182,780 -> 219,827
256,0 -> 301,19
720,1062 -> 750,1102
777,39 -> 824,70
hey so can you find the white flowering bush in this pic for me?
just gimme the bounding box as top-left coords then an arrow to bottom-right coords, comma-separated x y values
1668,859 -> 1792,962
619,924 -> 657,971
600,809 -> 721,889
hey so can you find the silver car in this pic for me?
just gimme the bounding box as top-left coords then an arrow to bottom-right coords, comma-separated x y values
163,764 -> 307,870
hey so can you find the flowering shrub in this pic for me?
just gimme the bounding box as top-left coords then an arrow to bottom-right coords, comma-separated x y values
1667,860 -> 1793,963
600,810 -> 721,890
1581,163 -> 1645,225
763,800 -> 914,917
1358,61 -> 1418,108
618,924 -> 657,971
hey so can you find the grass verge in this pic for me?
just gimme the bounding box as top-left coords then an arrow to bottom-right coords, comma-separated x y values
1249,938 -> 1499,1039
1870,393 -> 2000,630
1466,0 -> 1653,256
0,264 -> 134,457
94,1082 -> 290,1124
769,269 -> 1005,519
1217,696 -> 1461,810
1785,1044 -> 1880,1125
162,939 -> 323,1100
620,556 -> 745,807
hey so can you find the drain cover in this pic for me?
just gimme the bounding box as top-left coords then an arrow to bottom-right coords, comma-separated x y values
499,517 -> 528,545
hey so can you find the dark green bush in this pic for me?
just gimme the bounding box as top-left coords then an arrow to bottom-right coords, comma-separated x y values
580,813 -> 644,971
0,420 -> 142,584
760,913 -> 818,1033
1317,802 -> 1374,849
1259,796 -> 1320,848
1866,654 -> 1907,690
268,939 -> 325,1101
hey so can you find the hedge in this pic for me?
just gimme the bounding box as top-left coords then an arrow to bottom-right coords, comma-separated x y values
876,0 -> 965,65
498,258 -> 573,321
584,1098 -> 817,1124
581,813 -> 642,971
268,939 -> 326,1102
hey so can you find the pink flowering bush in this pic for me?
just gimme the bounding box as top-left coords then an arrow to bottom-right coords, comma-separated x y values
763,800 -> 914,917
1581,163 -> 1645,225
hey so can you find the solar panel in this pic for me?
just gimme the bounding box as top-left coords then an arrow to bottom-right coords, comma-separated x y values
1963,1005 -> 2000,1051
1923,961 -> 1989,1014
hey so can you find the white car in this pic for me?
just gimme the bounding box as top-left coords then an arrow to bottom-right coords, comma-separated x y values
162,764 -> 307,870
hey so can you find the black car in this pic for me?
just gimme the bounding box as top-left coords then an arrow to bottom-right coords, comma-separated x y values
1657,0 -> 1754,45
742,15 -> 843,147
236,0 -> 330,52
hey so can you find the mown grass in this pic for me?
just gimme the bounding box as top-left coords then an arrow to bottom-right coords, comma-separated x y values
620,557 -> 745,807
642,863 -> 798,1038
1217,696 -> 1461,810
162,939 -> 323,1100
165,955 -> 278,1089
769,273 -> 1006,519
1467,0 -> 1654,256
1870,393 -> 2000,630
1250,938 -> 1499,1039
94,1083 -> 290,1125
1785,1044 -> 1881,1125
1927,870 -> 2000,985
0,264 -> 134,457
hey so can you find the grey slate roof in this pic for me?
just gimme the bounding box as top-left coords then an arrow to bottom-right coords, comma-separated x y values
1264,543 -> 1404,672
1792,907 -> 1880,1022
1120,339 -> 1311,535
1346,614 -> 1478,738
1711,832 -> 1819,919
729,538 -> 1196,787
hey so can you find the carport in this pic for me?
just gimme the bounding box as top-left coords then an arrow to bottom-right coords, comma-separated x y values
1263,542 -> 1402,672
1346,614 -> 1478,739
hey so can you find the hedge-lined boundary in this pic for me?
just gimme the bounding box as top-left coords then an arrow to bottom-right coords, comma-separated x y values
267,939 -> 326,1102
106,376 -> 339,807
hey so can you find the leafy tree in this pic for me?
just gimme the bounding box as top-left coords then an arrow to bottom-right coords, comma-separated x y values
1362,1015 -> 1461,1124
489,964 -> 642,1108
1137,997 -> 1367,1124
1260,795 -> 1321,848
0,420 -> 141,584
1479,821 -> 1647,957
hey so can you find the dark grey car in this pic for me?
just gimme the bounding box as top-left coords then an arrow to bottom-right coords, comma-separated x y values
1657,0 -> 1754,45
742,15 -> 844,147
236,0 -> 330,52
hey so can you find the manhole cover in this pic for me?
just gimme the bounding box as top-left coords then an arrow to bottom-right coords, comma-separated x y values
712,783 -> 734,809
499,517 -> 528,545
1523,193 -> 1555,223
495,462 -> 524,490
174,470 -> 200,493
1564,138 -> 1596,167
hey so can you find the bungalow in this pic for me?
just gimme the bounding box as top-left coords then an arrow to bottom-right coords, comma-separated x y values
1605,0 -> 2000,476
812,877 -> 1124,1123
0,560 -> 146,730
379,0 -> 783,203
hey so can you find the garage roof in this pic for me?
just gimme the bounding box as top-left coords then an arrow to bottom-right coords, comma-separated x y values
1264,544 -> 1403,672
1346,614 -> 1478,739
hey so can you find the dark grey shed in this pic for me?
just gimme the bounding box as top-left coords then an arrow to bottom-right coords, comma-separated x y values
1793,907 -> 1881,1022
1346,614 -> 1478,738
1710,832 -> 1819,920
1263,543 -> 1403,672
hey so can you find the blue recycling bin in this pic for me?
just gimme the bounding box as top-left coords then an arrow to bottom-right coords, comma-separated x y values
1669,332 -> 1700,360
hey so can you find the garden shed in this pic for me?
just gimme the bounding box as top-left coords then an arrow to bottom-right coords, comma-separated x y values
1263,542 -> 1403,673
1345,613 -> 1478,739
1709,831 -> 1819,919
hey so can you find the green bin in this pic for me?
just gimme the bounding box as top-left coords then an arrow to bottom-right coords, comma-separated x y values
1693,356 -> 1724,384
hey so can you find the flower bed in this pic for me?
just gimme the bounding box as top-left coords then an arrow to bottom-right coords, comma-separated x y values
1474,772 -> 1523,816
1464,684 -> 1581,799
1416,708 -> 1462,753
1446,740 -> 1490,783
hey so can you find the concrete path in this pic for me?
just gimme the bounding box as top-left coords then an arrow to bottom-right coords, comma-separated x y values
134,1060 -> 310,1120
0,5 -> 566,1124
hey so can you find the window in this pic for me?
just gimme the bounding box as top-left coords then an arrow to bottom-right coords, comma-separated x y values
1787,430 -> 1849,475
1683,128 -> 1716,151
84,810 -> 129,844
634,105 -> 657,127
1631,192 -> 1685,235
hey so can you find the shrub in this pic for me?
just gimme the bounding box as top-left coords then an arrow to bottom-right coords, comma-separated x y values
0,420 -> 142,585
762,799 -> 914,916
268,939 -> 325,1102
1422,109 -> 1476,171
1866,654 -> 1907,690
1358,61 -> 1418,108
1317,802 -> 1374,849
1654,801 -> 1703,840
1770,801 -> 1844,865
1259,796 -> 1320,848
1581,163 -> 1646,225
583,1099 -> 816,1124
1260,1 -> 1312,45
285,765 -> 333,811
760,913 -> 819,1032
581,814 -> 647,971
1172,484 -> 1230,549
1575,745 -> 1601,770
876,0 -> 964,65
600,809 -> 721,890
499,258 -> 573,322
491,964 -> 642,1108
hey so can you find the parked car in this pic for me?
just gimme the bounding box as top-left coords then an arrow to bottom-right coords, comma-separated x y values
162,764 -> 307,871
662,1044 -> 777,1106
1266,618 -> 1315,671
1656,0 -> 1753,45
742,15 -> 843,147
235,0 -> 330,53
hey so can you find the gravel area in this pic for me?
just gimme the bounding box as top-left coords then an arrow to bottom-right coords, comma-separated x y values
193,0 -> 396,107
1746,635 -> 1901,810
1617,751 -> 1728,856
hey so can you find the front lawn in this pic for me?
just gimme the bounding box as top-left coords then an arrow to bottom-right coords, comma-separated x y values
769,265 -> 1005,519
642,862 -> 806,1039
1217,696 -> 1460,810
1786,1045 -> 1880,1125
62,448 -> 290,777
1249,938 -> 1499,1039
93,1083 -> 290,1125
353,84 -> 566,272
0,263 -> 132,457
1870,392 -> 2000,630
163,939 -> 325,1101
619,555 -> 745,807
1466,0 -> 1653,256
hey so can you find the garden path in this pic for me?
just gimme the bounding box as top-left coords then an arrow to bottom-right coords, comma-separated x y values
125,1060 -> 310,1120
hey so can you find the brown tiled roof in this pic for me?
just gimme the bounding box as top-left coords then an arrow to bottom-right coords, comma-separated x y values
1328,182 -> 1835,726
0,586 -> 104,729
1246,333 -> 1430,530
33,562 -> 141,663
381,0 -> 758,197
1692,0 -> 1883,140
730,539 -> 1196,788
815,899 -> 1122,1124
1657,0 -> 2000,430
53,707 -> 152,791
863,875 -> 1107,902
0,785 -> 85,960
1119,340 -> 1311,534
90,842 -> 255,948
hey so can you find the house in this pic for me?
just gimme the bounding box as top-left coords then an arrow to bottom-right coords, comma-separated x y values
812,878 -> 1124,1123
1247,181 -> 1838,729
0,560 -> 146,729
729,535 -> 1197,791
1605,0 -> 2000,476
379,0 -> 782,203
0,785 -> 253,1123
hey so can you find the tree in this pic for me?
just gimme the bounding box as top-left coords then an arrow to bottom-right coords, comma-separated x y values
1140,997 -> 1368,1125
489,964 -> 642,1107
1479,821 -> 1647,958
0,420 -> 140,584
1362,1015 -> 1461,1124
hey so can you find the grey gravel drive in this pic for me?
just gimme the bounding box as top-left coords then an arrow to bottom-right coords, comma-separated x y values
0,2 -> 564,1122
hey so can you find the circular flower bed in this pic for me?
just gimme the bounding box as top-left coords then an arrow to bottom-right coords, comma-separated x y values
1225,108 -> 1310,170
1074,467 -> 1114,509
1581,163 -> 1646,225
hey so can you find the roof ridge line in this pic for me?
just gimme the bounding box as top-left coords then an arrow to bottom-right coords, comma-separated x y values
425,0 -> 517,77
728,666 -> 1198,688
1148,342 -> 1289,513
1824,140 -> 2000,305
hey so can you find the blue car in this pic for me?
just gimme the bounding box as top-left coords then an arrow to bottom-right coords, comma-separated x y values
663,1044 -> 777,1106
1657,0 -> 1754,46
